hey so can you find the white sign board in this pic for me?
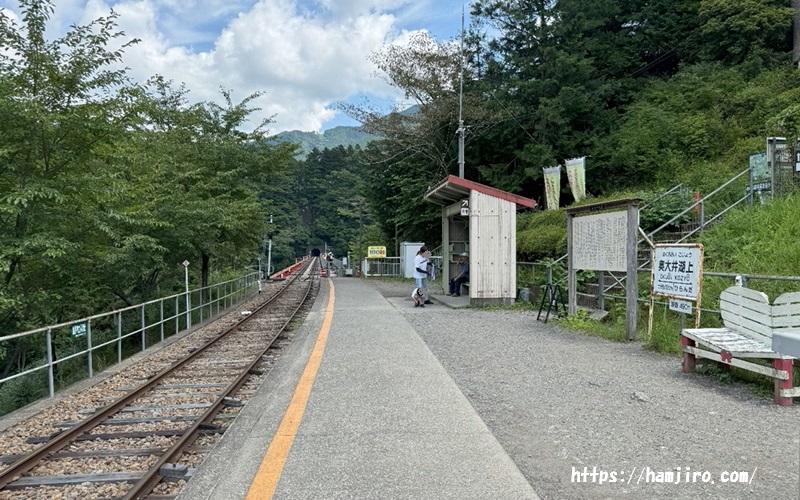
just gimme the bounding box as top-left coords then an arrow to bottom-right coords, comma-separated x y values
669,298 -> 693,314
572,211 -> 628,272
652,245 -> 702,300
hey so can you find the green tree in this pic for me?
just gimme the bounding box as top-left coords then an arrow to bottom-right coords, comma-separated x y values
696,0 -> 792,66
123,80 -> 296,292
0,0 -> 140,335
292,145 -> 376,257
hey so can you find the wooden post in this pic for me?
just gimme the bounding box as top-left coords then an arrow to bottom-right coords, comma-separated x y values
681,336 -> 696,373
774,358 -> 793,406
567,214 -> 576,315
597,271 -> 605,310
626,202 -> 639,340
442,208 -> 450,286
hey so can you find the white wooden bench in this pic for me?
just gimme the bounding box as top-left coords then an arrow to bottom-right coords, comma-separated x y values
681,285 -> 800,406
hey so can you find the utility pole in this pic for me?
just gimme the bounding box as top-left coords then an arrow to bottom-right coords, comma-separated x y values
794,0 -> 800,67
457,6 -> 466,178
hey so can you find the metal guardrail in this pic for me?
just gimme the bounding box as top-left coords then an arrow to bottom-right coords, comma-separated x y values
362,257 -> 402,277
639,183 -> 684,211
361,255 -> 444,280
518,262 -> 800,317
602,271 -> 800,316
645,167 -> 750,242
0,273 -> 260,399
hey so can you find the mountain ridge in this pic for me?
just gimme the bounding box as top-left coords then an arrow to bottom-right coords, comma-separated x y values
271,125 -> 376,157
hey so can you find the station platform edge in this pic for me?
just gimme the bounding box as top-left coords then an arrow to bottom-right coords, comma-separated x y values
178,277 -> 539,500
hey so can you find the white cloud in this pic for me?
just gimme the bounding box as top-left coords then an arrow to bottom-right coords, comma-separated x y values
0,6 -> 20,25
317,0 -> 410,20
0,0 -> 456,133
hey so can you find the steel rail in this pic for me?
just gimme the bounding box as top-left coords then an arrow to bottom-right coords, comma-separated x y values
122,258 -> 319,499
0,259 -> 313,491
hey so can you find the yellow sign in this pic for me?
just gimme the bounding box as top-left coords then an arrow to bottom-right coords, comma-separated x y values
367,246 -> 387,258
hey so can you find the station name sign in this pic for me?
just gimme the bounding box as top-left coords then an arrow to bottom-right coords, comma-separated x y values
652,245 -> 703,301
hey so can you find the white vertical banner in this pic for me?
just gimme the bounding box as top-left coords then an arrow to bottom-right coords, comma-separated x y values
542,166 -> 561,210
565,157 -> 586,202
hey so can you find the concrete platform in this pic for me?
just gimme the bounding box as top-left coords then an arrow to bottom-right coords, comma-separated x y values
386,292 -> 470,310
430,292 -> 471,309
179,278 -> 538,500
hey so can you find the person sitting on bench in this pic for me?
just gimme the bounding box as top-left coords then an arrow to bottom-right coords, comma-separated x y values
448,253 -> 469,297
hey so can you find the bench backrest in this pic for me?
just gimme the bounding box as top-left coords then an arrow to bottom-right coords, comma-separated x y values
772,291 -> 800,335
720,286 -> 773,346
720,286 -> 800,346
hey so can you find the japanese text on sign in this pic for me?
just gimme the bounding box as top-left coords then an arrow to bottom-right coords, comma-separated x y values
652,245 -> 702,300
573,211 -> 628,272
669,298 -> 693,314
70,321 -> 88,338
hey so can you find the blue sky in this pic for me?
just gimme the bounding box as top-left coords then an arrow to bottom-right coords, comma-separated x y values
0,0 -> 471,133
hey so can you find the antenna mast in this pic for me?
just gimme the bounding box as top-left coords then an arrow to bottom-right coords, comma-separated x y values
457,5 -> 465,178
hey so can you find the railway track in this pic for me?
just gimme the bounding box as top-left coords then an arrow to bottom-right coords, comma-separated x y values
0,258 -> 321,499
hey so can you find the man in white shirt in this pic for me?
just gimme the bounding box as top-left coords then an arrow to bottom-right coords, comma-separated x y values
413,245 -> 433,305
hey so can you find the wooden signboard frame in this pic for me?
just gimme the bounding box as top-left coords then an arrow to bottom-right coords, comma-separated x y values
566,198 -> 642,340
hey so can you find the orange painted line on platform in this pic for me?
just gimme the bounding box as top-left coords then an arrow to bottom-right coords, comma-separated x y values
245,279 -> 335,500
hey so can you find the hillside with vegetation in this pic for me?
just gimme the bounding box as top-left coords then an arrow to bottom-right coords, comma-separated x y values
271,126 -> 376,158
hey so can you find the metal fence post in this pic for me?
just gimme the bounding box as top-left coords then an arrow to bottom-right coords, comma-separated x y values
87,321 -> 93,379
46,329 -> 54,398
175,296 -> 179,335
117,312 -> 122,364
160,300 -> 164,343
141,304 -> 146,351
183,260 -> 191,329
700,200 -> 705,233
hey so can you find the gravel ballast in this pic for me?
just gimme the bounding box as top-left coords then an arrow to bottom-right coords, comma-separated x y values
367,279 -> 799,500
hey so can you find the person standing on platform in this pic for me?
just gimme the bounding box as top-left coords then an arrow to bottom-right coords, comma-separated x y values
413,245 -> 433,305
326,252 -> 334,276
449,252 -> 469,296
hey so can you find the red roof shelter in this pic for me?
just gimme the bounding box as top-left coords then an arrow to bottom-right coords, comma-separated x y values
424,176 -> 536,306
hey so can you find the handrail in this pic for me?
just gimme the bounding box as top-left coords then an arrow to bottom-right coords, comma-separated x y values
673,193 -> 750,243
0,273 -> 257,342
639,183 -> 684,211
0,272 -> 260,405
646,167 -> 750,241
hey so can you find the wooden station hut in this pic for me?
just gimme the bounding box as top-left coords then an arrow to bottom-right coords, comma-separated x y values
423,175 -> 536,306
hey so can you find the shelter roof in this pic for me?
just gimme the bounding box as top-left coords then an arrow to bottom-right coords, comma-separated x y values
423,175 -> 536,208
